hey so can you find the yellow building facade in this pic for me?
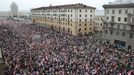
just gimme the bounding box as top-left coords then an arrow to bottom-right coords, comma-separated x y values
31,3 -> 96,36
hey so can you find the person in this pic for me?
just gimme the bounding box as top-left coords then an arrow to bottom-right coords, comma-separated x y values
0,19 -> 133,75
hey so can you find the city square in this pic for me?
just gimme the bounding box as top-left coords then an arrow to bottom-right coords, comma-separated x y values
0,0 -> 134,75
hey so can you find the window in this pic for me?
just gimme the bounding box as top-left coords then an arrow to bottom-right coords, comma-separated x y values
90,15 -> 92,17
117,25 -> 120,29
79,10 -> 82,12
122,32 -> 125,37
107,17 -> 109,20
90,28 -> 92,30
107,10 -> 109,14
85,28 -> 87,30
119,10 -> 121,14
90,19 -> 92,22
71,10 -> 73,12
112,10 -> 115,14
130,33 -> 133,39
105,30 -> 107,34
79,24 -> 81,26
71,23 -> 72,26
106,24 -> 108,27
85,14 -> 87,17
85,10 -> 87,12
91,10 -> 92,13
100,23 -> 102,26
79,28 -> 81,32
125,9 -> 128,14
85,19 -> 87,22
101,18 -> 103,21
79,14 -> 81,17
124,18 -> 127,22
111,24 -> 114,28
118,17 -> 121,22
85,24 -> 87,26
111,16 -> 115,21
79,19 -> 81,22
123,25 -> 126,30
110,30 -> 113,35
116,31 -> 119,35
71,19 -> 72,22
68,10 -> 69,12
71,14 -> 72,17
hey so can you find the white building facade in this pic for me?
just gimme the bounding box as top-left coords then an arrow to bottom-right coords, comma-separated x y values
103,3 -> 134,50
0,11 -> 10,19
94,16 -> 104,32
31,3 -> 96,36
18,11 -> 31,19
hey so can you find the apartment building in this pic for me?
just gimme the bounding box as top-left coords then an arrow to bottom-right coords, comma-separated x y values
103,3 -> 134,50
31,3 -> 96,36
94,15 -> 104,32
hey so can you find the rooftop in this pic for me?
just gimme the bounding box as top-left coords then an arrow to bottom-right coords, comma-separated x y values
109,0 -> 134,5
31,3 -> 96,11
103,3 -> 134,8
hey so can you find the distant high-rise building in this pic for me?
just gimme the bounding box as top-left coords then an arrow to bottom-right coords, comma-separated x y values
10,2 -> 18,17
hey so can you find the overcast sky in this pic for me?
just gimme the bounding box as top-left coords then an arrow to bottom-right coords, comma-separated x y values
0,0 -> 116,11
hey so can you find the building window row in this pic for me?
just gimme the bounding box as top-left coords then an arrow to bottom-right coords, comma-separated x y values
79,23 -> 87,26
107,9 -> 130,14
122,32 -> 125,37
33,9 -> 94,14
118,17 -> 121,21
105,30 -> 134,38
78,28 -> 92,32
107,16 -> 127,22
79,9 -> 92,13
106,24 -> 128,30
79,14 -> 88,17
79,19 -> 88,22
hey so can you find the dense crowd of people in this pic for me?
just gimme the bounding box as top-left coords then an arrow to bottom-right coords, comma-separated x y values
0,19 -> 134,75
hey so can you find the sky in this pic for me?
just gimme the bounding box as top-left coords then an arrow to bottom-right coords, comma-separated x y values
0,0 -> 116,11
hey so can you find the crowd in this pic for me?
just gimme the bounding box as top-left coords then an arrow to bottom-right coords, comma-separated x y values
0,19 -> 134,75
